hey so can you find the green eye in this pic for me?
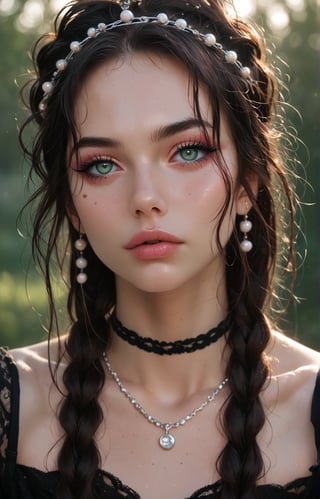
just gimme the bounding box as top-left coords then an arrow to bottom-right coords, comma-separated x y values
75,156 -> 119,178
95,161 -> 114,175
174,143 -> 216,164
179,148 -> 199,161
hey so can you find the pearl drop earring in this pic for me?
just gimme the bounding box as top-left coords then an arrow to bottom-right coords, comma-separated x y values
240,213 -> 253,253
74,235 -> 88,283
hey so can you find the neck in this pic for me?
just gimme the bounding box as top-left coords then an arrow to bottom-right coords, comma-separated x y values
115,267 -> 228,341
108,274 -> 229,398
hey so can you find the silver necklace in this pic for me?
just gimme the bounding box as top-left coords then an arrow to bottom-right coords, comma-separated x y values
102,352 -> 228,450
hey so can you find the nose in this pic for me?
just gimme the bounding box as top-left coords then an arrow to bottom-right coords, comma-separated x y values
129,166 -> 167,218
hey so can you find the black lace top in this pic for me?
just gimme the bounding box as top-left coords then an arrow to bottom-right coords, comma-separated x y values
0,347 -> 319,498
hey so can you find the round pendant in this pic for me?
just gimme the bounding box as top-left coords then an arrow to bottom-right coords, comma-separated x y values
159,432 -> 175,450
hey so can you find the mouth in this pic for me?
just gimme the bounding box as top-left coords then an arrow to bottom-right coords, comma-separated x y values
141,240 -> 163,245
125,231 -> 183,250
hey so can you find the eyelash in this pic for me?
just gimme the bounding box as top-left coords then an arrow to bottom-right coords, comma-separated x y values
73,140 -> 217,179
172,141 -> 217,165
73,156 -> 118,178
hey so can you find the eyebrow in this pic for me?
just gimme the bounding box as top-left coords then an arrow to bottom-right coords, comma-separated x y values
73,118 -> 213,151
150,118 -> 213,142
74,136 -> 121,150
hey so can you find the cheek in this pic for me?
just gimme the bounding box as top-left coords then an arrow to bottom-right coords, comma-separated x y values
185,170 -> 227,218
193,171 -> 236,244
71,191 -> 110,234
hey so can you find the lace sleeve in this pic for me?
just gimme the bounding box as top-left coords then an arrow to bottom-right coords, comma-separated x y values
311,371 -> 320,462
0,348 -> 13,462
0,348 -> 20,499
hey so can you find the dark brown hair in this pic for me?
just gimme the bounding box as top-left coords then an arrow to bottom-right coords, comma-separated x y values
19,1 -> 297,498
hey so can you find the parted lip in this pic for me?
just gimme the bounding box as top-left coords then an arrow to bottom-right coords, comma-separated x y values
125,230 -> 183,249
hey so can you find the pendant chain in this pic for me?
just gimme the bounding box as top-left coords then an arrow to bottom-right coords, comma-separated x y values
102,352 -> 228,449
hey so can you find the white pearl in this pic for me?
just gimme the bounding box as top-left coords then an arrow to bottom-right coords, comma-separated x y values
240,66 -> 251,78
98,23 -> 106,31
70,41 -> 81,53
157,13 -> 168,24
87,27 -> 96,38
240,239 -> 253,253
39,101 -> 46,111
41,81 -> 54,94
225,50 -> 238,64
204,33 -> 216,46
76,272 -> 88,284
240,220 -> 252,233
75,238 -> 87,251
175,18 -> 187,30
120,9 -> 134,23
56,59 -> 67,71
76,257 -> 88,269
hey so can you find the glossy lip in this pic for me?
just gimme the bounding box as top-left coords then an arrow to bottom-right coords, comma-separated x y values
125,230 -> 183,249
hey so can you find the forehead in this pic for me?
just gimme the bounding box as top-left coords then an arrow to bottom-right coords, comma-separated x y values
73,52 -> 212,135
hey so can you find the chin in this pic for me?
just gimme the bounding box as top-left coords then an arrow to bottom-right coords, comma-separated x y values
119,270 -> 188,294
134,280 -> 183,294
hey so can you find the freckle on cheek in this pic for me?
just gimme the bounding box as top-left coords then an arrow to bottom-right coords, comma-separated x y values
82,193 -> 88,199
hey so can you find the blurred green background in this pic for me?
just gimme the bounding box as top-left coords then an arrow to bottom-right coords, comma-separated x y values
0,0 -> 319,349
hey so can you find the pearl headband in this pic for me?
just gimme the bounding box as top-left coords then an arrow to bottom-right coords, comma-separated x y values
39,1 -> 251,112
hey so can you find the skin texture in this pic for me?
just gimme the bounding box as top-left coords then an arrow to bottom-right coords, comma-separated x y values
11,53 -> 320,499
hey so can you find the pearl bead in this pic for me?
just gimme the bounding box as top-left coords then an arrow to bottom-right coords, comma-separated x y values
240,66 -> 251,79
76,257 -> 88,269
39,101 -> 46,112
87,27 -> 96,38
157,13 -> 168,24
41,81 -> 54,94
225,50 -> 238,64
75,238 -> 87,251
98,23 -> 106,31
70,41 -> 81,53
120,9 -> 134,23
204,33 -> 216,46
175,18 -> 187,30
56,59 -> 67,71
240,239 -> 253,253
240,220 -> 253,233
76,272 -> 88,284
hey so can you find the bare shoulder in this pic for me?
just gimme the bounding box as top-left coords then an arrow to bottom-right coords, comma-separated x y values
10,338 -> 62,381
259,333 -> 319,482
265,330 -> 319,409
10,336 -> 67,371
8,338 -> 67,416
269,330 -> 319,372
11,340 -> 50,370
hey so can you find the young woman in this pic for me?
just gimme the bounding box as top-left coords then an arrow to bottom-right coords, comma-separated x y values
0,0 -> 319,498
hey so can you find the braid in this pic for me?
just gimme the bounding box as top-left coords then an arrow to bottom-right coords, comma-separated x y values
57,237 -> 115,499
218,313 -> 270,499
217,184 -> 276,498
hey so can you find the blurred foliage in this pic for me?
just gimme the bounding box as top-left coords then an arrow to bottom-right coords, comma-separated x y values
258,0 -> 320,350
0,0 -> 319,349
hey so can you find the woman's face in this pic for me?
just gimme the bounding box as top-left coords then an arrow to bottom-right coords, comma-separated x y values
69,53 -> 245,294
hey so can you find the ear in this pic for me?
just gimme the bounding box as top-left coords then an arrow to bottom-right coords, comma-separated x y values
235,175 -> 259,215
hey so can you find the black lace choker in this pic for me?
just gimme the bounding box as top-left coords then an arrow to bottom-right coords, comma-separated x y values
109,314 -> 231,355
